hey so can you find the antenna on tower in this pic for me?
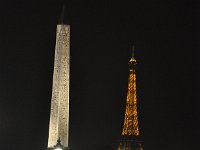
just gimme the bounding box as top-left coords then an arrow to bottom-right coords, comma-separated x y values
132,44 -> 135,58
129,43 -> 137,65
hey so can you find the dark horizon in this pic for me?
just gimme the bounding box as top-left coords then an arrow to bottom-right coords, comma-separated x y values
0,0 -> 198,150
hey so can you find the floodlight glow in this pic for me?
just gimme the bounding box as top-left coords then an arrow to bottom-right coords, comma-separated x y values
55,148 -> 63,150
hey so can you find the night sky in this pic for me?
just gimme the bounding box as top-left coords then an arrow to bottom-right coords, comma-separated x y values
0,0 -> 198,150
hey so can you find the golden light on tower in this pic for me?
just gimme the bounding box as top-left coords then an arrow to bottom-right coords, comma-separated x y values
122,46 -> 140,136
117,45 -> 143,150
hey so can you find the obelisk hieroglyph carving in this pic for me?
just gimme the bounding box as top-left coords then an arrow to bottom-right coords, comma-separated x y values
48,7 -> 70,148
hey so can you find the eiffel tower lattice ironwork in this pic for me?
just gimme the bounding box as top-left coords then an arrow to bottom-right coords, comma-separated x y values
122,50 -> 139,136
118,45 -> 143,150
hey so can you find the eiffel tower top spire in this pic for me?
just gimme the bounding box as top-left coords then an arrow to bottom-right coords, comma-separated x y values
132,44 -> 135,58
129,44 -> 137,67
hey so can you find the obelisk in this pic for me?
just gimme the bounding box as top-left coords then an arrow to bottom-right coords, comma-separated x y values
47,6 -> 70,149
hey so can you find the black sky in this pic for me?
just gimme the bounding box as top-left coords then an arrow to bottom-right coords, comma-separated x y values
0,0 -> 198,150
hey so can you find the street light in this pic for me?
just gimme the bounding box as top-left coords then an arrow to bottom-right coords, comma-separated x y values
54,138 -> 64,150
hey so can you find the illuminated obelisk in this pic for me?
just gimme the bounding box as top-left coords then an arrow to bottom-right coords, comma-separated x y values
47,6 -> 70,149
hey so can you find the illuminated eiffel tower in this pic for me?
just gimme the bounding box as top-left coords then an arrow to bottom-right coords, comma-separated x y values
118,45 -> 143,150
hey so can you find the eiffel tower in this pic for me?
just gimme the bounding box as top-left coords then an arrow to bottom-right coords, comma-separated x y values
118,45 -> 143,150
